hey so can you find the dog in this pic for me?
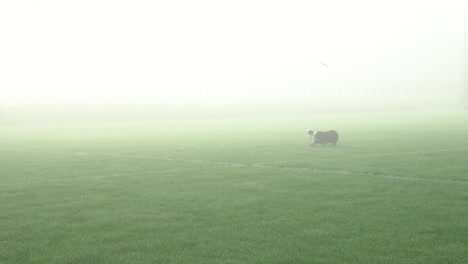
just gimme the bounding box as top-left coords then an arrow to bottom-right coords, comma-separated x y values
307,129 -> 339,146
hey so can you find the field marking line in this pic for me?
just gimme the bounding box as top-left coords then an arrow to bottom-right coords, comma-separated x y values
105,156 -> 468,185
257,147 -> 468,163
243,164 -> 468,185
348,148 -> 468,158
1,148 -> 467,185
0,169 -> 184,187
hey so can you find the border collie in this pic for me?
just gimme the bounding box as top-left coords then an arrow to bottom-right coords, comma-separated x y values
307,129 -> 339,146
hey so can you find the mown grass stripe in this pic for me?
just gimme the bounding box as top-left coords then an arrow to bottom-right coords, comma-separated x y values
1,148 -> 466,185
0,169 -> 184,187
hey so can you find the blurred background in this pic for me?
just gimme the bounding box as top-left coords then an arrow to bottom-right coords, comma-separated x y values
0,0 -> 467,110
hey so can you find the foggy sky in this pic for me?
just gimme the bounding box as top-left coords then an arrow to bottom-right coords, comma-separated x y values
0,0 -> 465,107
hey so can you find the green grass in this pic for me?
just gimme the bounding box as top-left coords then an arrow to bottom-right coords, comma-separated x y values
1,109 -> 467,264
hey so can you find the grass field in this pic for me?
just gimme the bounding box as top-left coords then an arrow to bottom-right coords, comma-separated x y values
1,108 -> 467,264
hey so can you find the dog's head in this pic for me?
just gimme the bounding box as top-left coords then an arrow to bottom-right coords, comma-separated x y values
306,129 -> 317,138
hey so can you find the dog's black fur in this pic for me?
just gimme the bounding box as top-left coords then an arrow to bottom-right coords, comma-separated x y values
307,130 -> 339,146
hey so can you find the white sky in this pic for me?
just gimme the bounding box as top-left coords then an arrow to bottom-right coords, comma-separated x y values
0,0 -> 465,106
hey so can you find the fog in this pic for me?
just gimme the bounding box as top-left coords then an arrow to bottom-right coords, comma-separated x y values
0,0 -> 466,109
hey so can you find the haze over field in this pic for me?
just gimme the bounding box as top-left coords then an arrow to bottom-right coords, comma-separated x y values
0,0 -> 466,109
1,2 -> 468,263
